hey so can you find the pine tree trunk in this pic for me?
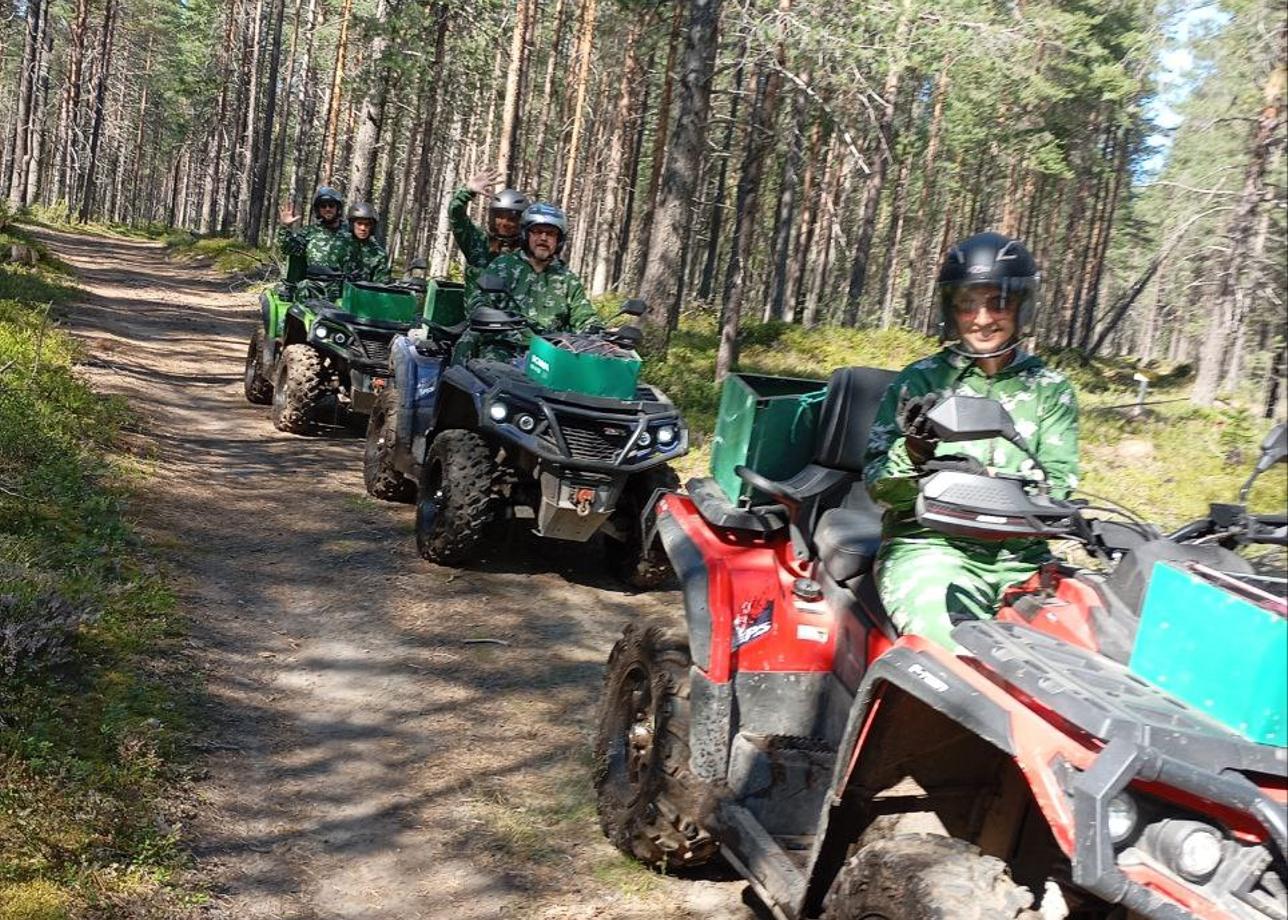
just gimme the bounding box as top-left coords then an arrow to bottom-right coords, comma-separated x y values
590,20 -> 642,294
497,0 -> 535,183
54,0 -> 91,206
842,2 -> 912,324
612,46 -> 652,289
319,0 -> 354,185
21,0 -> 54,208
559,0 -> 598,206
717,1 -> 790,379
5,0 -> 43,205
1194,49 -> 1285,405
625,2 -> 683,286
636,0 -> 722,352
236,0 -> 267,236
530,0 -> 569,193
767,64 -> 810,322
697,51 -> 745,303
77,0 -> 119,222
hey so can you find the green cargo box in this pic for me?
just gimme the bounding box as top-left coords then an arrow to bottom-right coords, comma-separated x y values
524,335 -> 641,399
341,281 -> 419,323
710,373 -> 828,503
424,278 -> 465,327
1130,561 -> 1287,747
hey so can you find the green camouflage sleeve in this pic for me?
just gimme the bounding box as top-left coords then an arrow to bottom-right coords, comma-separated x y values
448,186 -> 491,268
864,372 -> 922,510
1034,375 -> 1080,499
277,224 -> 306,257
362,240 -> 391,283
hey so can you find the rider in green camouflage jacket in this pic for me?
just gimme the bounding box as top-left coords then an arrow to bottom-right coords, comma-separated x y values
448,168 -> 530,291
463,203 -> 599,344
864,232 -> 1079,650
346,202 -> 391,283
277,186 -> 353,299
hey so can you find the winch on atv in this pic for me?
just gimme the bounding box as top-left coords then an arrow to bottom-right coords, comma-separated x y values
594,366 -> 1288,920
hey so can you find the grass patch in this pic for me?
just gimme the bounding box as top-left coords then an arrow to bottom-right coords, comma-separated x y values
166,234 -> 273,277
18,202 -> 173,243
0,218 -> 198,913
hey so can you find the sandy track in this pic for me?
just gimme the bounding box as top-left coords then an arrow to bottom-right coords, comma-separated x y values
33,227 -> 757,920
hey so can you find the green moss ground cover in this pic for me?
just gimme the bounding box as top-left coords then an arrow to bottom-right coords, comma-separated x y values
0,218 -> 198,917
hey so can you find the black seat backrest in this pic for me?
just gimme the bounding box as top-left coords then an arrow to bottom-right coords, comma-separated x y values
813,367 -> 898,471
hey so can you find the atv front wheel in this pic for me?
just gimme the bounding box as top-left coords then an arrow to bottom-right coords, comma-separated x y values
594,623 -> 717,869
605,464 -> 681,590
271,344 -> 327,434
244,327 -> 273,404
822,834 -> 1039,920
364,383 -> 416,503
415,429 -> 498,565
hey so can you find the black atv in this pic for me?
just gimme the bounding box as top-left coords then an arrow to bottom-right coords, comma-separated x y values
366,275 -> 689,588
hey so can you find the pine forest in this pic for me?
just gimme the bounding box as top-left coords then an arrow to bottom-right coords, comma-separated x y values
2,0 -> 1285,405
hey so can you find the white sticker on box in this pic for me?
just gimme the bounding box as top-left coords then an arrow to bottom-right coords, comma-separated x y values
797,625 -> 829,643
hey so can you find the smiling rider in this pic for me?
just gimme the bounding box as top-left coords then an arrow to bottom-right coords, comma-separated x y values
862,231 -> 1081,650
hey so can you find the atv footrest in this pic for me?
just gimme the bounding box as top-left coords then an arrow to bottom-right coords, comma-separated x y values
728,733 -> 836,838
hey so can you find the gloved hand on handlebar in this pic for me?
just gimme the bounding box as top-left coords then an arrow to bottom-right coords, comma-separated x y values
899,394 -> 940,467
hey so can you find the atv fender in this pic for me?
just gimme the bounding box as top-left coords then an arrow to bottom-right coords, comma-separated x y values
801,644 -> 1017,914
389,335 -> 448,449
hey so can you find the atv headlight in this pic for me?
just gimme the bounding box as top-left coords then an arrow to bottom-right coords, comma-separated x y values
332,331 -> 347,345
656,425 -> 676,446
516,414 -> 536,433
488,401 -> 508,422
637,430 -> 653,448
315,326 -> 329,339
1106,793 -> 1138,844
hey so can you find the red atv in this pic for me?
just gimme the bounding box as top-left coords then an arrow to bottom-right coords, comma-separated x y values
593,367 -> 1288,920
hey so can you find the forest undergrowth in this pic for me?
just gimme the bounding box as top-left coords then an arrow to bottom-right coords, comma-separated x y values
0,218 -> 198,917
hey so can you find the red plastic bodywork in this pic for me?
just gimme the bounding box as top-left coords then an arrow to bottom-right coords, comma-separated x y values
657,492 -> 1280,919
996,569 -> 1104,654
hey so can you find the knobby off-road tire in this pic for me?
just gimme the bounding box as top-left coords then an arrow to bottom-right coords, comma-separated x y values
271,344 -> 328,434
594,623 -> 717,870
244,327 -> 273,404
605,464 -> 681,591
822,834 -> 1040,920
364,383 -> 416,503
415,429 -> 498,565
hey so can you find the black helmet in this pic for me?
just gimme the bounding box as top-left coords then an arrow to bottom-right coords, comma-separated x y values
347,202 -> 378,224
936,231 -> 1038,357
312,185 -> 344,218
489,188 -> 531,242
519,202 -> 568,256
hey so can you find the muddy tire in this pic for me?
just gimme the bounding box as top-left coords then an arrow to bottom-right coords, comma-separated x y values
822,834 -> 1039,920
364,383 -> 416,503
244,327 -> 273,404
415,429 -> 498,565
271,344 -> 327,434
594,623 -> 717,870
605,464 -> 680,591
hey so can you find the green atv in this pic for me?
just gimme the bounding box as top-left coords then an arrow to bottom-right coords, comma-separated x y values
244,261 -> 427,434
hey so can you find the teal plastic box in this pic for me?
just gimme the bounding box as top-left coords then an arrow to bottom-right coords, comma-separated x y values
709,373 -> 828,503
1130,561 -> 1287,747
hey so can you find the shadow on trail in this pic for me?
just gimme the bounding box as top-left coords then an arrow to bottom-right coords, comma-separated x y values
25,225 -> 748,917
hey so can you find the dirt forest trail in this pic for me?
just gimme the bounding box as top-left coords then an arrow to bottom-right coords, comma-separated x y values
31,226 -> 755,920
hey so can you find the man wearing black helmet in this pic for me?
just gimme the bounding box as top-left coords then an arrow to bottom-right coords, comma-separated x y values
863,231 -> 1080,650
346,202 -> 391,283
464,202 -> 599,334
447,166 -> 531,291
277,186 -> 353,273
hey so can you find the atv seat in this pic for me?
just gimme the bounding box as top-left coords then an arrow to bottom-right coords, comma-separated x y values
733,365 -> 896,557
813,498 -> 885,584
